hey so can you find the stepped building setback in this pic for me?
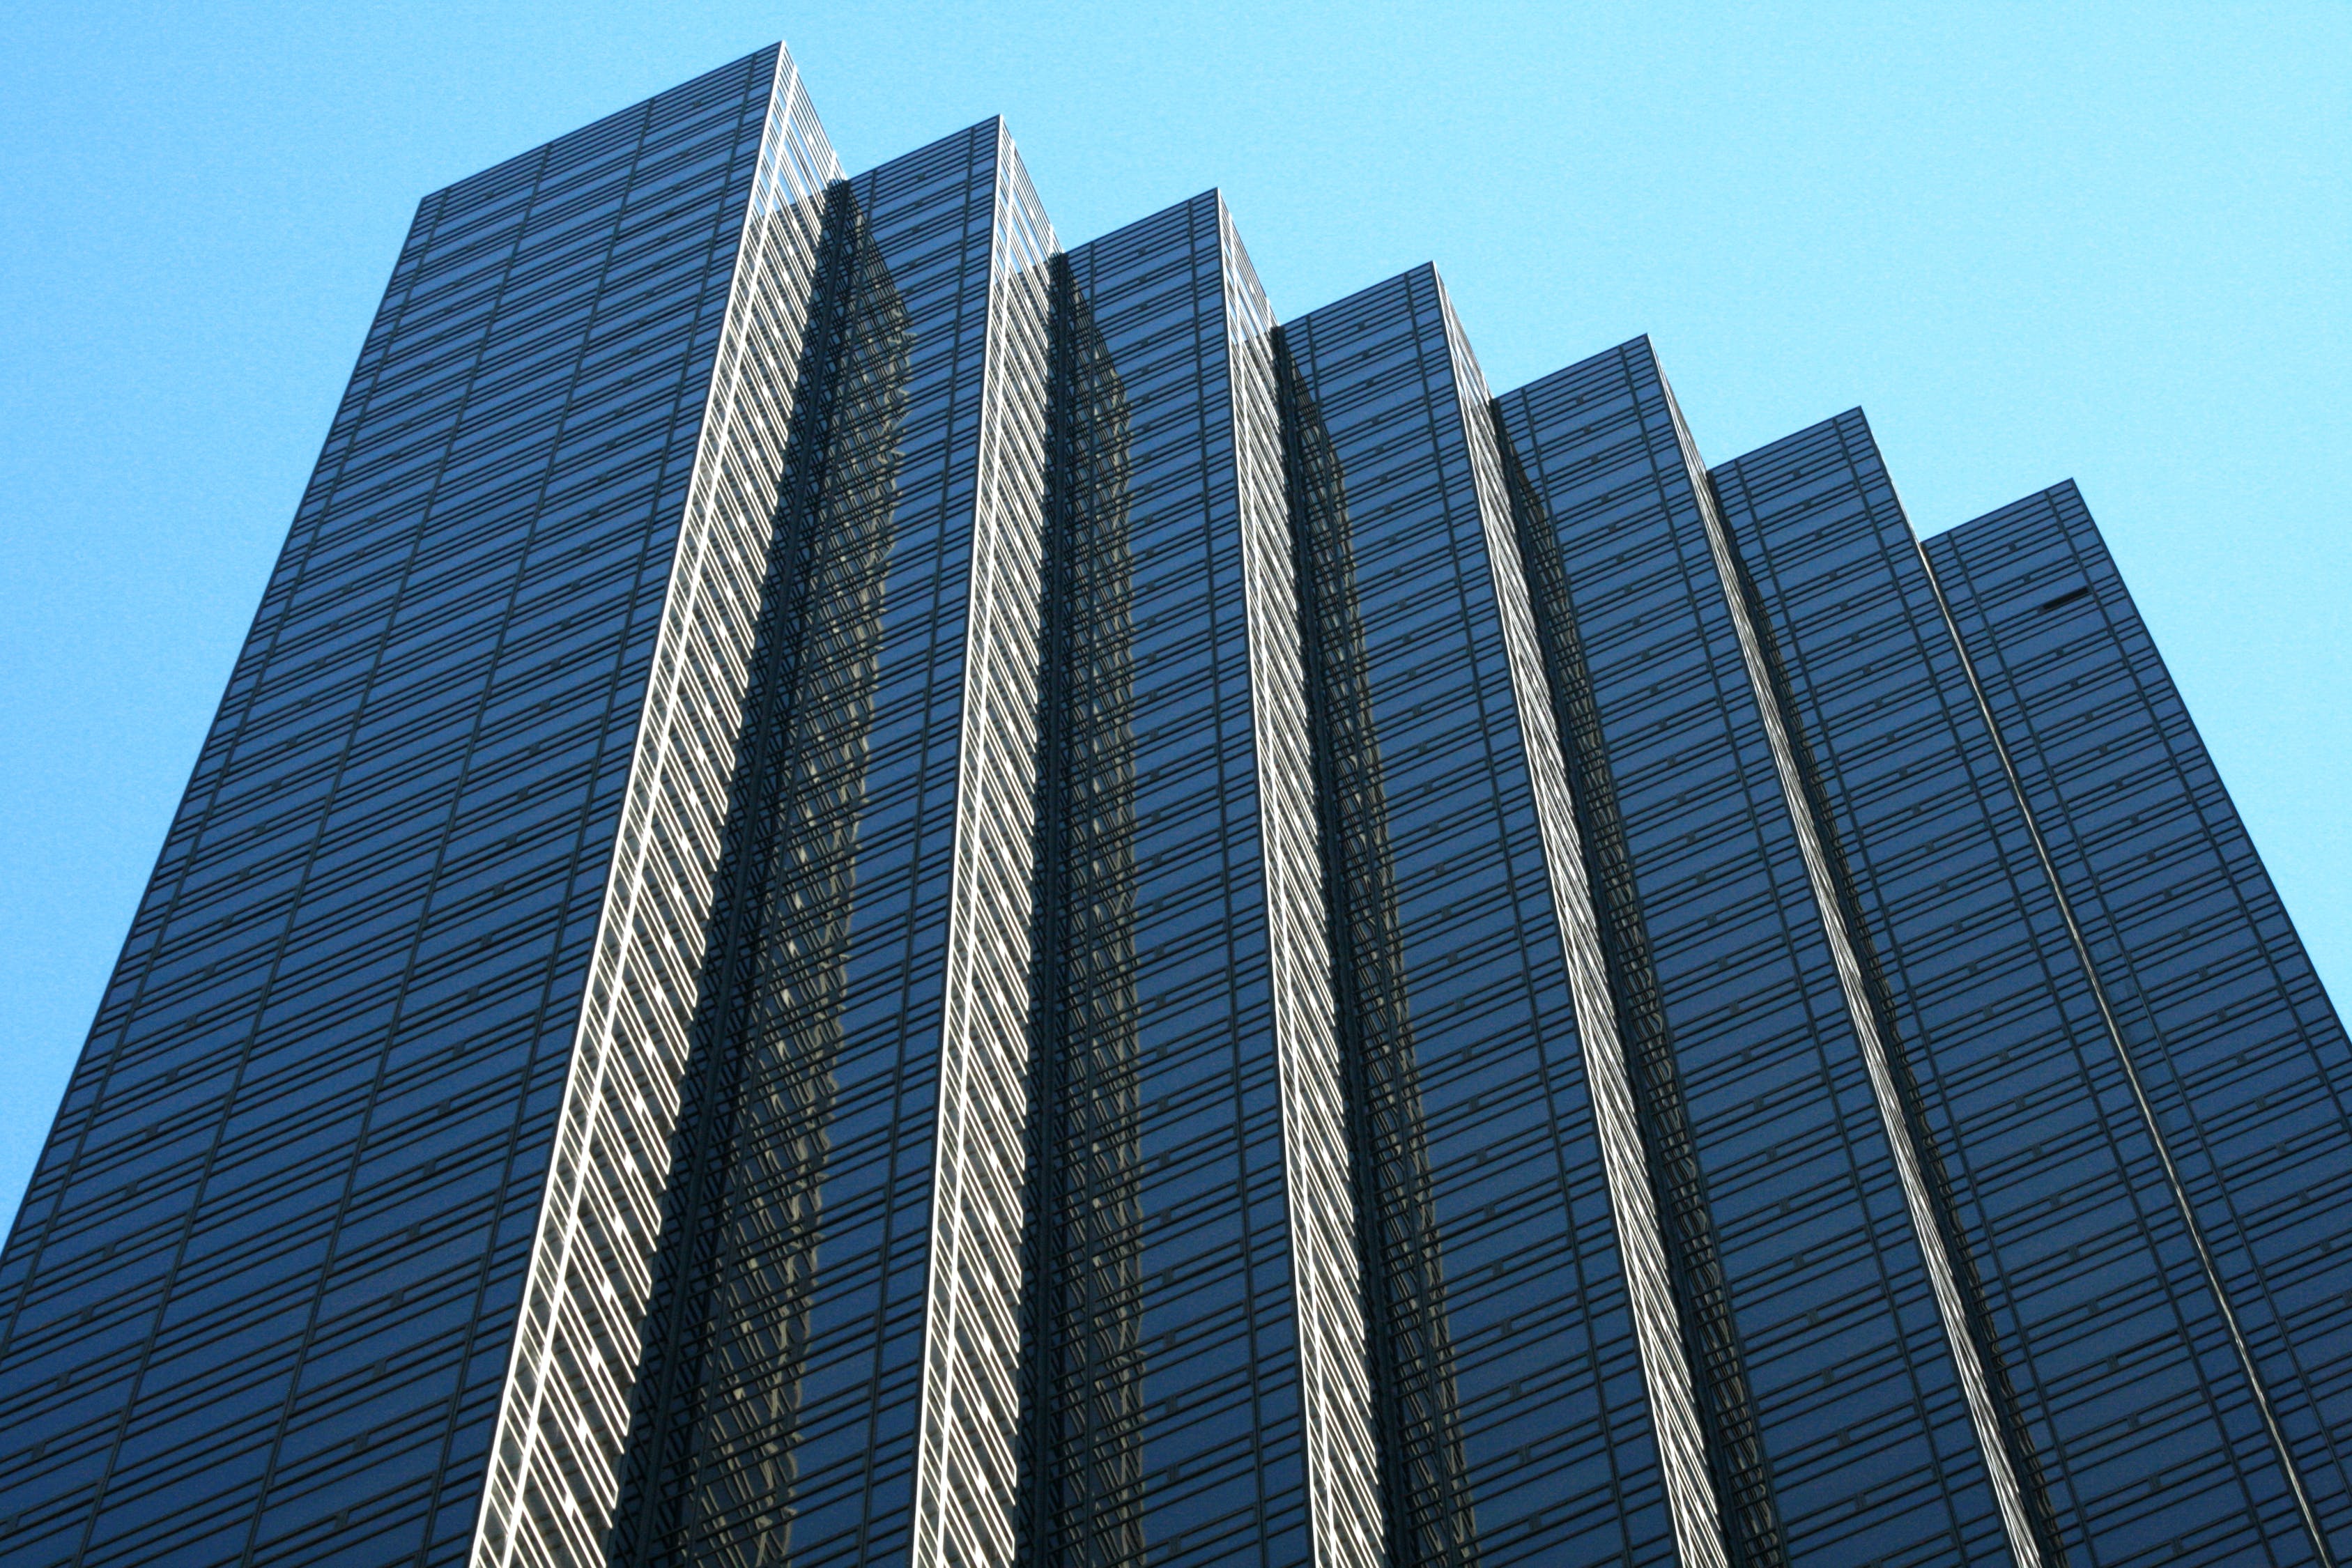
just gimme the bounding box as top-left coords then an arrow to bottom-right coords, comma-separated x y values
5,43 -> 2349,1568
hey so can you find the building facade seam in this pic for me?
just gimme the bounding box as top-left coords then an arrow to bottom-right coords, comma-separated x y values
1670,392 -> 2047,1568
1913,526 -> 2338,1568
1220,199 -> 1385,1568
1429,276 -> 1726,1568
909,122 -> 1058,1568
470,49 -> 843,1568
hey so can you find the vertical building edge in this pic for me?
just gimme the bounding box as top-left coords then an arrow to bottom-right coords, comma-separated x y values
471,49 -> 845,1568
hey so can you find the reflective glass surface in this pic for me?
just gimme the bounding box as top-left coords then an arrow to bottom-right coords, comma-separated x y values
1928,484 -> 2352,1563
1015,189 -> 1362,1568
1283,270 -> 1673,1568
0,47 -> 797,1568
606,118 -> 1055,1568
1500,346 -> 2010,1567
1726,415 -> 2311,1565
5,45 -> 2350,1568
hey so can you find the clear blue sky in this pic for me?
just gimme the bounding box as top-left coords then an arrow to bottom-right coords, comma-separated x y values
2,1 -> 2345,1217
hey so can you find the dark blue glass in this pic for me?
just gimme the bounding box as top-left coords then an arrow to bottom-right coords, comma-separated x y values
1016,190 -> 1316,1567
606,118 -> 1056,1568
1927,483 -> 2352,1562
1499,344 -> 2008,1568
1284,272 -> 1671,1567
0,48 -> 789,1568
5,46 -> 2346,1568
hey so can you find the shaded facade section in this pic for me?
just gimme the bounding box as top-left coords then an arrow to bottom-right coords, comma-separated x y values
1022,234 -> 1148,1568
602,120 -> 1055,1568
1926,482 -> 2352,1563
1279,293 -> 1477,1568
477,59 -> 850,1568
606,175 -> 912,1568
1492,341 -> 1780,1568
906,116 -> 1058,1568
1017,190 -> 1372,1568
1719,415 -> 2326,1567
1499,343 -> 2015,1568
1280,268 -> 1674,1568
0,47 -> 821,1568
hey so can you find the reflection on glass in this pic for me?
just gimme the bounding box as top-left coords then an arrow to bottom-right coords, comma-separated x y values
612,178 -> 911,1568
1496,430 -> 1785,1568
1015,259 -> 1148,1567
1277,341 -> 1480,1568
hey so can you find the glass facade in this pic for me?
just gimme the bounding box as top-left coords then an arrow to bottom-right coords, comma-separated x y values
1720,411 -> 2351,1566
1015,190 -> 1372,1568
1499,346 -> 2009,1568
1278,272 -> 1682,1568
0,47 -> 815,1568
4,43 -> 2349,1568
1924,485 -> 2352,1563
596,114 -> 1059,1568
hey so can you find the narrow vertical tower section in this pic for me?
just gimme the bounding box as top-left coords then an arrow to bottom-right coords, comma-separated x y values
1707,411 -> 2332,1568
1704,413 -> 2050,1568
1278,266 -> 1691,1567
1224,206 -> 1385,1568
1429,283 -> 1723,1568
604,171 -> 914,1568
597,120 -> 1056,1568
1491,344 -> 1785,1568
1015,191 -> 1376,1568
1926,484 -> 2351,1564
912,121 -> 1058,1568
474,52 -> 850,1568
1496,341 -> 2031,1566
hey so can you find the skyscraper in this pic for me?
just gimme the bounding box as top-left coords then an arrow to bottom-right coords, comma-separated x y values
3,41 -> 2346,1568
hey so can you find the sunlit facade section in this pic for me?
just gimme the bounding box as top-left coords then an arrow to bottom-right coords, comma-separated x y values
477,51 -> 846,1568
